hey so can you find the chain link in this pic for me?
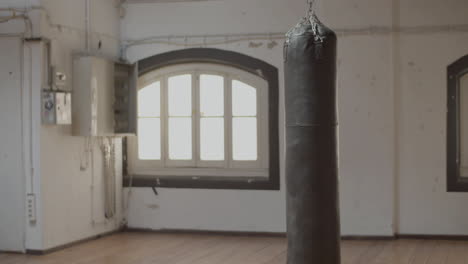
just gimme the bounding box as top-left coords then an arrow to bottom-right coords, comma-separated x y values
307,0 -> 316,17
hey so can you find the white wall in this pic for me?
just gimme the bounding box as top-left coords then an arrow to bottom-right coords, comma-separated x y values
0,0 -> 43,252
34,0 -> 123,250
121,0 -> 396,236
338,34 -> 395,236
397,0 -> 468,235
0,0 -> 40,7
23,40 -> 46,251
0,0 -> 132,252
0,0 -> 41,36
0,37 -> 26,252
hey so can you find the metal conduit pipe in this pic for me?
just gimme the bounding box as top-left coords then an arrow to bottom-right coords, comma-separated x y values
85,0 -> 91,52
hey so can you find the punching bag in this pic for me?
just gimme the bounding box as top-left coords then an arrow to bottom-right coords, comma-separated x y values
284,12 -> 340,264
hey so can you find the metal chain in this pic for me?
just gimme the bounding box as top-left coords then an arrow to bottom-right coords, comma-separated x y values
307,0 -> 316,17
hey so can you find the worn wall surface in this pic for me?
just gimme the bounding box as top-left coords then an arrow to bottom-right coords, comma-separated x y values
0,36 -> 26,252
0,0 -> 40,8
0,0 -> 43,252
0,0 -> 124,251
396,0 -> 468,235
36,0 -> 123,250
121,0 -> 396,236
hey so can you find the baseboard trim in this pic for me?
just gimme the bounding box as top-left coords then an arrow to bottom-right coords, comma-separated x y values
125,228 -> 396,240
341,235 -> 395,240
124,227 -> 287,237
397,234 -> 468,241
26,229 -> 120,255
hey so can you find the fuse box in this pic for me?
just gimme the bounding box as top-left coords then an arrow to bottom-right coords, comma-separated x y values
72,56 -> 137,136
42,91 -> 72,125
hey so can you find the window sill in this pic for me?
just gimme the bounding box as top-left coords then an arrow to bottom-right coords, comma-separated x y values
123,174 -> 279,190
447,177 -> 468,192
128,167 -> 268,177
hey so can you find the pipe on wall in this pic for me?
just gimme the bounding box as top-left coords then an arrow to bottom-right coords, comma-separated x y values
85,0 -> 91,52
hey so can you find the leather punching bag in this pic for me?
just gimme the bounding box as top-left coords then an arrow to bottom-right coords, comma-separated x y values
284,13 -> 340,264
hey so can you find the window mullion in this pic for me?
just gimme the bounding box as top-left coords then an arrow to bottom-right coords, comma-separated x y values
193,72 -> 200,166
162,77 -> 168,167
256,81 -> 261,168
225,75 -> 233,168
258,84 -> 266,168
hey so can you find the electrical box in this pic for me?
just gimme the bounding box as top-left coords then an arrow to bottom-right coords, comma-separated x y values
42,91 -> 72,125
114,63 -> 137,134
72,56 -> 137,136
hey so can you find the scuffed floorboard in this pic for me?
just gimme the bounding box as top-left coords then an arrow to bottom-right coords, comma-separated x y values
1,232 -> 467,263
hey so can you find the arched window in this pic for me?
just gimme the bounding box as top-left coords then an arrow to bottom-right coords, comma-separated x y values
129,63 -> 268,169
125,49 -> 279,190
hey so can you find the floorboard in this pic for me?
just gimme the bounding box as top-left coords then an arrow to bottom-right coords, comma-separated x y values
2,232 -> 468,263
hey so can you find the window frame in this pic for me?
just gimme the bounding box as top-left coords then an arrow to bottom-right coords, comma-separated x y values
447,54 -> 468,192
124,48 -> 280,190
129,63 -> 269,171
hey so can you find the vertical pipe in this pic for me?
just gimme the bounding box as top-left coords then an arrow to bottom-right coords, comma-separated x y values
391,0 -> 401,235
284,14 -> 340,264
85,0 -> 91,52
90,137 -> 95,224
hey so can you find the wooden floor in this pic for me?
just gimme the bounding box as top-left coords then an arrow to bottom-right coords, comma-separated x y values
1,232 -> 468,263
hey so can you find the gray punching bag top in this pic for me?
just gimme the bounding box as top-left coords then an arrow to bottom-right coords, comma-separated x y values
286,14 -> 335,46
284,13 -> 340,264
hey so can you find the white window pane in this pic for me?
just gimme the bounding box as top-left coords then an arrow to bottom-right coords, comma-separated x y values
168,74 -> 192,116
138,118 -> 161,160
460,74 -> 468,177
232,117 -> 257,161
232,80 -> 257,116
200,118 -> 224,161
200,74 -> 224,116
138,81 -> 160,117
169,118 -> 192,160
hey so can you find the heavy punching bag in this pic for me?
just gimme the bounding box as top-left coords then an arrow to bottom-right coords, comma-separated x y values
284,8 -> 340,264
